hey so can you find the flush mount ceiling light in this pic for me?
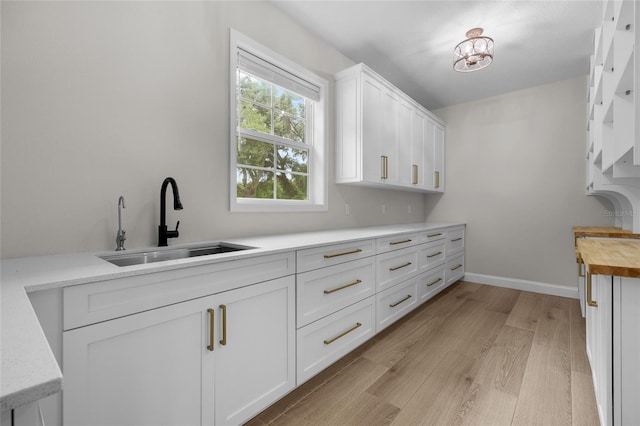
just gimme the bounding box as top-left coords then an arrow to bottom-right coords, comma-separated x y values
453,27 -> 494,73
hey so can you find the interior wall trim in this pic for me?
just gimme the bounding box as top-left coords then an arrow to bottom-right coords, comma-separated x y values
464,272 -> 579,299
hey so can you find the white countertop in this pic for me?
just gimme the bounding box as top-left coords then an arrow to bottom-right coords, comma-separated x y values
0,221 -> 463,412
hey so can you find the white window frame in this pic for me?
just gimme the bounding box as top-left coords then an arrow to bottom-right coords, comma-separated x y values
229,29 -> 328,212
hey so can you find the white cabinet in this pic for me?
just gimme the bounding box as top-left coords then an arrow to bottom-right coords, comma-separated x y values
63,276 -> 295,426
335,63 -> 445,193
585,272 -> 640,426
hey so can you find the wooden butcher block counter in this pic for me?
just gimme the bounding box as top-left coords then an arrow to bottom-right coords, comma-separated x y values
577,238 -> 640,279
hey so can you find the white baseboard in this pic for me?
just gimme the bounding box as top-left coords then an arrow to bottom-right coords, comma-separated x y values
463,272 -> 579,299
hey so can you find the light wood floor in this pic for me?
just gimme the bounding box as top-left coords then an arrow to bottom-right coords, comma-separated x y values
248,281 -> 600,426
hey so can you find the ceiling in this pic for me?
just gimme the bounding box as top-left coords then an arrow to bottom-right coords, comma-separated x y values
271,1 -> 601,110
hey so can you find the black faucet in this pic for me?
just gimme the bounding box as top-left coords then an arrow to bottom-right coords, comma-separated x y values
158,177 -> 183,246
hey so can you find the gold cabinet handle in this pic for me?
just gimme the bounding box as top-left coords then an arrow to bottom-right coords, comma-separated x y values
207,308 -> 215,351
427,251 -> 442,258
427,233 -> 442,238
390,239 -> 412,246
389,262 -> 412,271
427,278 -> 442,287
451,264 -> 463,271
451,238 -> 463,242
324,279 -> 362,295
390,294 -> 412,308
578,256 -> 585,278
587,273 -> 598,307
219,304 -> 227,346
323,248 -> 363,259
412,164 -> 418,184
435,171 -> 440,189
323,322 -> 362,345
381,156 -> 389,179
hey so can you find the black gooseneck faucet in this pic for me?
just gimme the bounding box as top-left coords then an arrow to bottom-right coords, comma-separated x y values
158,177 -> 183,247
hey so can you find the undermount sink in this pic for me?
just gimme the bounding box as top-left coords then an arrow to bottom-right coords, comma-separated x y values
99,243 -> 255,267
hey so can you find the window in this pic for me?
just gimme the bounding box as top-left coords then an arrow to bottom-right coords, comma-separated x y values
230,29 -> 328,211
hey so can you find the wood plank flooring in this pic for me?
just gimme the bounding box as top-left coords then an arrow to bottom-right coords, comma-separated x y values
248,281 -> 599,426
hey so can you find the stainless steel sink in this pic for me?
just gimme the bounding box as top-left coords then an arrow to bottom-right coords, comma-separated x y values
99,243 -> 254,267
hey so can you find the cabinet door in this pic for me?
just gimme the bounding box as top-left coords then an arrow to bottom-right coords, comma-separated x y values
361,75 -> 384,183
380,88 -> 400,184
397,99 -> 414,187
434,123 -> 445,192
63,296 -> 215,426
411,108 -> 426,188
213,276 -> 295,425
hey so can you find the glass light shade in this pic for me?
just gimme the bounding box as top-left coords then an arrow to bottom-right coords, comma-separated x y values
453,28 -> 494,72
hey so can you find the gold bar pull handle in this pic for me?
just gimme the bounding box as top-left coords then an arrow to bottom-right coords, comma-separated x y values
323,248 -> 362,259
426,251 -> 442,258
219,304 -> 227,346
324,322 -> 362,345
451,264 -> 463,271
427,233 -> 442,238
451,238 -> 463,242
587,273 -> 598,307
435,171 -> 440,189
389,239 -> 412,246
324,279 -> 362,295
381,156 -> 389,179
389,262 -> 412,271
427,278 -> 442,287
390,294 -> 412,308
412,164 -> 418,184
207,308 -> 215,351
578,255 -> 585,278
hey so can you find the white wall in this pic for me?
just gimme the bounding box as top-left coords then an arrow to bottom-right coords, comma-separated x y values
0,1 -> 426,258
428,76 -> 613,289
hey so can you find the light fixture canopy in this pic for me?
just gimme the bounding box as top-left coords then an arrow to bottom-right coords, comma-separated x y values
453,27 -> 494,73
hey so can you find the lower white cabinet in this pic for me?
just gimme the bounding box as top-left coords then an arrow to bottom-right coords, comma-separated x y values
376,276 -> 419,331
586,273 -> 640,426
445,253 -> 465,286
63,276 -> 295,426
418,266 -> 446,303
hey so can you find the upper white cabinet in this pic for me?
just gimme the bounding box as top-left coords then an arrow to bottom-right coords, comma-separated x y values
587,0 -> 640,232
335,63 -> 445,193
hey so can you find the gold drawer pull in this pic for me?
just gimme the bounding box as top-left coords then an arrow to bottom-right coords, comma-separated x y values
324,279 -> 362,295
451,264 -> 463,271
390,294 -> 412,308
587,273 -> 598,307
381,156 -> 389,179
390,239 -> 412,245
451,238 -> 463,242
578,256 -> 585,278
412,164 -> 418,185
427,233 -> 442,238
219,304 -> 227,346
389,262 -> 412,271
427,278 -> 442,287
324,322 -> 362,345
323,248 -> 363,259
427,251 -> 442,258
435,171 -> 440,189
207,308 -> 215,351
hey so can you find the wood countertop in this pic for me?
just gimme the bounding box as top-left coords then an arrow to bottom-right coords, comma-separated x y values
577,239 -> 640,278
573,226 -> 640,240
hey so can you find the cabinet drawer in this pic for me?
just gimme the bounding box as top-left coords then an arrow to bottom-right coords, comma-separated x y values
297,257 -> 375,327
63,252 -> 295,330
376,233 -> 420,254
418,240 -> 446,272
376,246 -> 419,291
296,239 -> 376,273
419,229 -> 446,243
446,227 -> 465,254
297,296 -> 375,384
376,277 -> 419,331
418,266 -> 446,304
445,254 -> 465,286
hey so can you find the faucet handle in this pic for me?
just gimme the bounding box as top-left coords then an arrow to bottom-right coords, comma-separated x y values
175,221 -> 180,231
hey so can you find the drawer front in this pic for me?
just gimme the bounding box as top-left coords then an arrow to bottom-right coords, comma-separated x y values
446,228 -> 465,254
418,240 -> 446,272
376,233 -> 420,254
376,277 -> 419,332
296,239 -> 376,273
376,246 -> 419,291
445,254 -> 465,286
418,266 -> 446,304
63,252 -> 295,330
297,296 -> 376,384
297,257 -> 375,327
419,229 -> 446,243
